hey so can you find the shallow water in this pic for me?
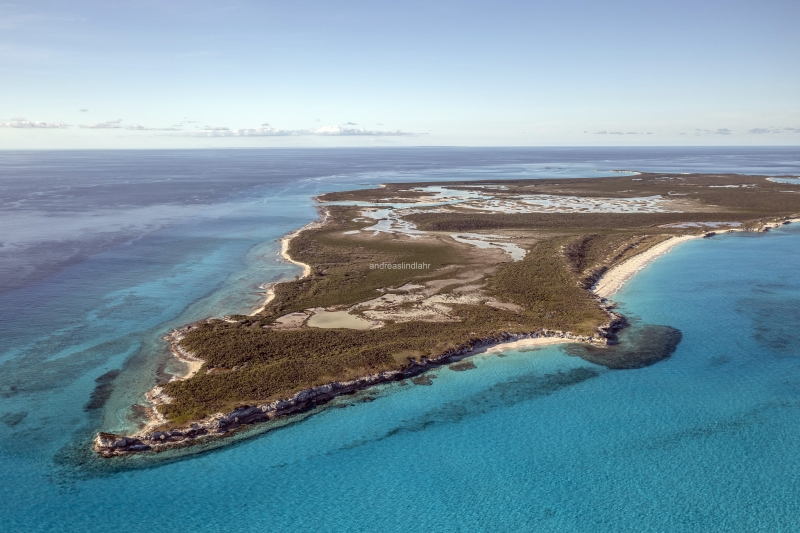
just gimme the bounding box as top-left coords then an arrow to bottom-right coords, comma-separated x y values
2,147 -> 800,532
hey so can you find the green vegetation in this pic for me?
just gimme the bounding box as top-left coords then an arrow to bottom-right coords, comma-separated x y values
489,238 -> 609,333
164,312 -> 520,423
157,172 -> 799,425
163,232 -> 609,423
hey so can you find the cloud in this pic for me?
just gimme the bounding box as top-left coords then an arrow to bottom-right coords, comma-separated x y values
78,119 -> 182,131
80,119 -> 123,129
125,124 -> 183,131
0,118 -> 70,128
695,128 -> 732,135
344,122 -> 358,125
79,109 -> 88,113
748,127 -> 800,134
183,124 -> 420,137
594,130 -> 654,135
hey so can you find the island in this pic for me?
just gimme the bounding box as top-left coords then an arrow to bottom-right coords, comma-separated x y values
94,172 -> 800,456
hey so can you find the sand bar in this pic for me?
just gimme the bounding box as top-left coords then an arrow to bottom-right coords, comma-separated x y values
593,235 -> 698,299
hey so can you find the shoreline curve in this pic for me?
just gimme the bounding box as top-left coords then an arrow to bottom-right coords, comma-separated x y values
593,235 -> 698,299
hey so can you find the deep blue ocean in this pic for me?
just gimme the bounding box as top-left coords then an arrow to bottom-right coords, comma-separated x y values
1,147 -> 799,532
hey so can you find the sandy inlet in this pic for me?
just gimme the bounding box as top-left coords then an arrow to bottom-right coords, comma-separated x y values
593,235 -> 698,299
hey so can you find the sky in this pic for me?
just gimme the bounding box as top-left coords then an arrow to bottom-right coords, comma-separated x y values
1,0 -> 799,149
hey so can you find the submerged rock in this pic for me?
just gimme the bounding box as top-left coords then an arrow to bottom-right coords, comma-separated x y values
565,324 -> 682,370
0,411 -> 27,427
84,370 -> 121,411
412,375 -> 433,386
448,360 -> 477,371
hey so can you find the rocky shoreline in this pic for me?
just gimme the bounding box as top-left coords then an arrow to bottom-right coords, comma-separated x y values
96,210 -> 798,458
94,301 -> 624,457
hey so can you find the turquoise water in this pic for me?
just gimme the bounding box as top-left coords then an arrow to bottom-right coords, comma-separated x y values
2,148 -> 800,531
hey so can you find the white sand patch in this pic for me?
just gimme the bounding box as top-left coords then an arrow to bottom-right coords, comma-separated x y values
396,283 -> 425,291
362,303 -> 455,323
425,292 -> 484,305
307,310 -> 381,330
272,312 -> 309,329
485,300 -> 524,312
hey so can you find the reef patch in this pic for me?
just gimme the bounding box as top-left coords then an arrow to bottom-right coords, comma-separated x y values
84,370 -> 121,411
565,324 -> 682,369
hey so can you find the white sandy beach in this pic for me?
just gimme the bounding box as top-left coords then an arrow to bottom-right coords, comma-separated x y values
277,210 -> 330,280
250,212 -> 329,315
593,235 -> 698,299
483,337 -> 576,353
281,235 -> 312,277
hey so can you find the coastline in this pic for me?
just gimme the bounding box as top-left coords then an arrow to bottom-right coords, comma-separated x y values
134,208 -> 330,433
249,285 -> 275,316
482,336 -> 575,353
248,208 -> 328,315
95,190 -> 800,457
593,235 -> 699,299
165,329 -> 205,381
279,207 -> 329,279
281,234 -> 312,278
94,328 -> 607,457
593,217 -> 800,300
